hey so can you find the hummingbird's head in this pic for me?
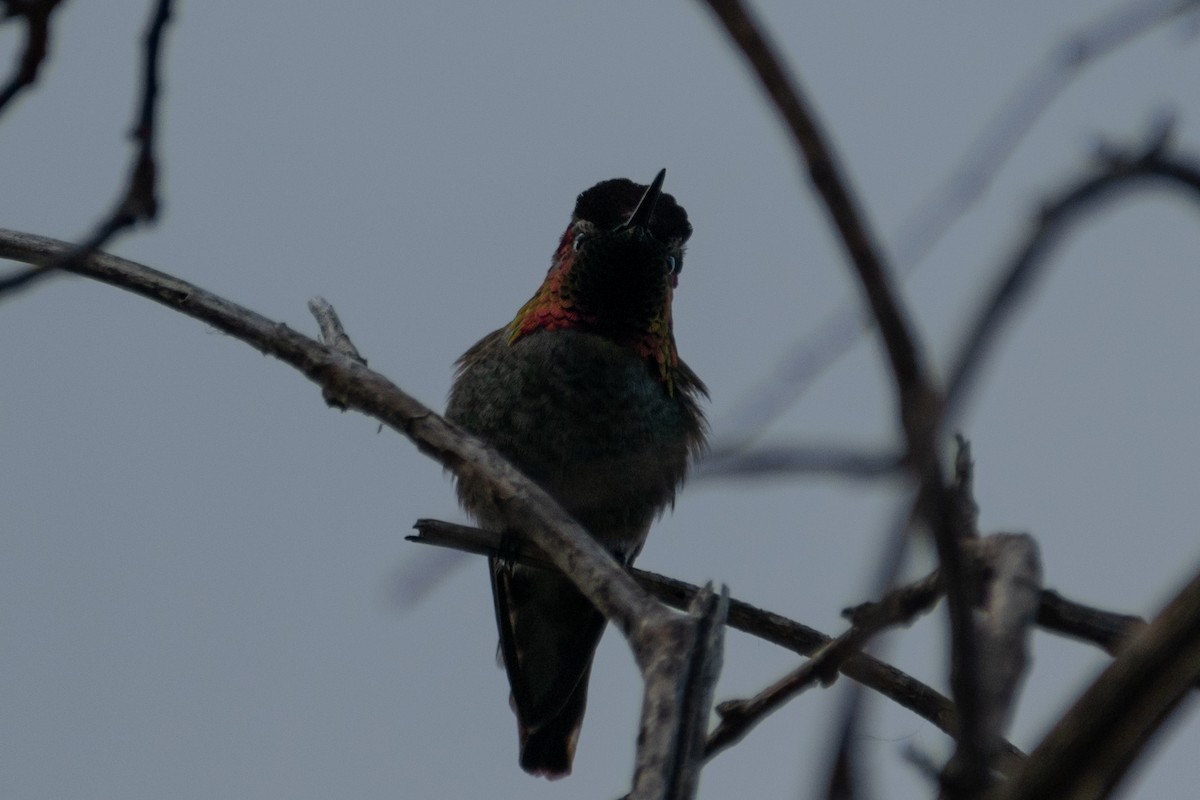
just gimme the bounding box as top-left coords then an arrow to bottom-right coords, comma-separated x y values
507,170 -> 693,387
564,168 -> 692,291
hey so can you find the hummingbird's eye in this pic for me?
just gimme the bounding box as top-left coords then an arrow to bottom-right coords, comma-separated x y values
666,254 -> 678,274
572,233 -> 586,252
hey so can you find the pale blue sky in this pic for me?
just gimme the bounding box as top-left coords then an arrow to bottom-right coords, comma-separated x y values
3,3 -> 1199,798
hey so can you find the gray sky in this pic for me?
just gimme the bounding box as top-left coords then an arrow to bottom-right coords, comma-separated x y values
3,2 -> 1199,798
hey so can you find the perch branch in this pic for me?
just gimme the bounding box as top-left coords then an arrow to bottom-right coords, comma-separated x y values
0,229 -> 723,799
409,518 -> 1026,776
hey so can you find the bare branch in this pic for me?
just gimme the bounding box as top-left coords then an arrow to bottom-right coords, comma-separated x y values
0,227 -> 665,630
841,569 -> 944,630
407,518 -> 1164,675
307,296 -> 369,410
409,518 -> 1027,776
706,547 -> 953,762
992,563 -> 1200,800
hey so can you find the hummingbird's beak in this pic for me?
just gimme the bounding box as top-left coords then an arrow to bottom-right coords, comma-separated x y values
620,168 -> 667,230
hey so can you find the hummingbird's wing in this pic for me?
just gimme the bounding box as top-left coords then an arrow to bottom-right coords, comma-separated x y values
490,557 -> 607,778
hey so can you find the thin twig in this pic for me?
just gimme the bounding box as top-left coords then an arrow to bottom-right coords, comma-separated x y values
0,0 -> 173,298
946,142 -> 1200,416
892,0 -> 1199,273
308,296 -> 369,410
710,529 -> 988,770
842,569 -> 944,629
308,297 -> 367,365
705,603 -> 916,761
0,0 -> 65,115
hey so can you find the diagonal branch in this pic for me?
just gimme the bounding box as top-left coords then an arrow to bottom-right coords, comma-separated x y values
991,563 -> 1200,800
0,227 -> 660,631
0,228 -> 723,799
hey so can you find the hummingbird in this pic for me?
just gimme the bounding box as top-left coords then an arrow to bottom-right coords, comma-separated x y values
445,170 -> 707,778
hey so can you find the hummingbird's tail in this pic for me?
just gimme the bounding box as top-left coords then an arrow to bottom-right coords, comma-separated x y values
516,661 -> 593,779
490,558 -> 607,779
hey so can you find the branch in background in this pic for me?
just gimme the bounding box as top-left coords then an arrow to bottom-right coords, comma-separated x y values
0,0 -> 173,298
694,443 -> 903,481
946,138 -> 1200,417
892,0 -> 1199,272
698,0 -> 922,405
821,435 -> 981,796
0,229 -> 724,799
0,0 -> 65,115
697,3 -> 989,792
992,564 -> 1200,800
703,0 -> 1199,459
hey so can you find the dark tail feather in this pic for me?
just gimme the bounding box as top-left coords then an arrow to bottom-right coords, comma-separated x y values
517,663 -> 592,779
491,557 -> 606,779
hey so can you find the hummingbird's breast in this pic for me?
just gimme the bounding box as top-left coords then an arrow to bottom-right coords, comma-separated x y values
447,327 -> 702,557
